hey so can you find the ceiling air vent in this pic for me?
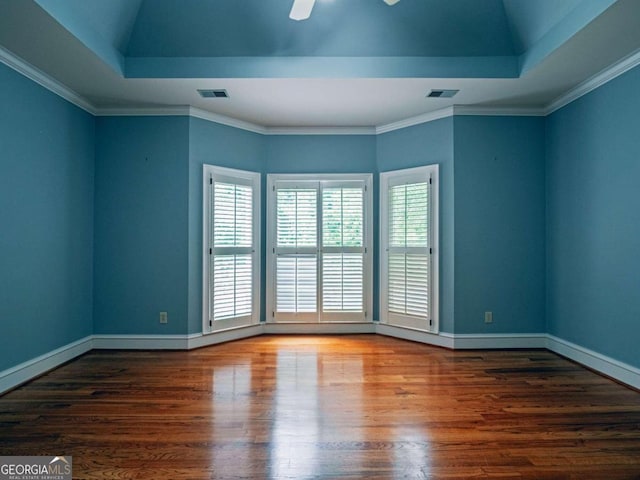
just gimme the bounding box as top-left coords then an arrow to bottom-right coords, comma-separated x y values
198,89 -> 229,98
426,89 -> 459,98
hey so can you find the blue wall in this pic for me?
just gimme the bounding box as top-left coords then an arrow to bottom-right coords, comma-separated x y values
546,64 -> 640,368
93,116 -> 190,334
4,53 -> 639,377
377,117 -> 455,332
453,116 -> 546,334
0,63 -> 94,371
266,135 -> 377,174
188,117 -> 265,332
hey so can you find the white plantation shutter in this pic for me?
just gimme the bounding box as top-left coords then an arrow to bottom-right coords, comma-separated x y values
388,182 -> 430,318
204,166 -> 260,332
322,253 -> 363,312
277,189 -> 317,248
212,254 -> 252,319
269,176 -> 371,323
322,187 -> 363,248
274,186 -> 319,321
321,186 -> 365,320
214,182 -> 252,248
211,181 -> 253,321
276,256 -> 317,313
381,166 -> 439,332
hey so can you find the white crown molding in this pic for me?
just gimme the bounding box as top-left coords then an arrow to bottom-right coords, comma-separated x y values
545,46 -> 640,115
264,126 -> 376,135
546,335 -> 640,390
453,105 -> 546,117
375,106 -> 454,134
188,107 -> 267,135
0,45 -> 96,115
96,106 -> 191,117
95,105 -> 267,134
375,105 -> 547,134
0,336 -> 93,395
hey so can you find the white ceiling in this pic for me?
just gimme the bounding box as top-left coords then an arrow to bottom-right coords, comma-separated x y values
1,0 -> 640,129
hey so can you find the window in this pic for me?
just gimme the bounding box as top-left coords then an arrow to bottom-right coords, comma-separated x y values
267,174 -> 372,323
380,165 -> 439,332
203,165 -> 260,332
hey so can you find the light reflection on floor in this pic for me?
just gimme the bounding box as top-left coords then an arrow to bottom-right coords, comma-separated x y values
206,337 -> 435,478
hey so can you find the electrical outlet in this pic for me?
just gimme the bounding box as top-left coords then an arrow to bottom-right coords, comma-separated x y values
484,311 -> 493,324
159,311 -> 168,324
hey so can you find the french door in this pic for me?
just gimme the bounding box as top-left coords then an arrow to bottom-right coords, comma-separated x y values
267,174 -> 372,323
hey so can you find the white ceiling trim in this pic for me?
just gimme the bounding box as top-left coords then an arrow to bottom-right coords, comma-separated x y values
2,43 -> 640,134
0,45 -> 96,115
188,106 -> 267,134
374,105 -> 547,135
96,105 -> 268,134
265,126 -> 376,135
545,46 -> 640,115
453,105 -> 546,117
97,106 -> 191,117
375,107 -> 455,134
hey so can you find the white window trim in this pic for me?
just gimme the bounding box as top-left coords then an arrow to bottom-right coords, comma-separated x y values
380,165 -> 439,333
266,173 -> 373,324
202,164 -> 261,334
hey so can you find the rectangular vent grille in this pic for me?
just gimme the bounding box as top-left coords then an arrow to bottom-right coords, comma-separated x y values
427,89 -> 459,98
198,89 -> 229,98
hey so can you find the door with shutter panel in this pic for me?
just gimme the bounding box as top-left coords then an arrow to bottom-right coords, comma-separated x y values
321,182 -> 366,322
204,167 -> 260,332
268,176 -> 371,323
380,165 -> 438,332
274,184 -> 319,322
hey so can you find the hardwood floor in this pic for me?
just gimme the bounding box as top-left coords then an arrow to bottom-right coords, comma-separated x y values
1,335 -> 639,479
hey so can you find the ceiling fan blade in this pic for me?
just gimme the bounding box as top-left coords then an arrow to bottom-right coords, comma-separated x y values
383,0 -> 401,5
290,0 -> 316,20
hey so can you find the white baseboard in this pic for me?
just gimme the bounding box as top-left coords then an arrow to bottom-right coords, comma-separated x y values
375,327 -> 547,350
546,335 -> 640,390
375,324 -> 455,348
92,334 -> 190,350
0,336 -> 93,395
3,329 -> 639,395
264,322 -> 376,335
452,333 -> 547,349
188,325 -> 264,349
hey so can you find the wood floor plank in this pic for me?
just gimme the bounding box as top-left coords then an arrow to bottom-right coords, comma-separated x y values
1,335 -> 639,479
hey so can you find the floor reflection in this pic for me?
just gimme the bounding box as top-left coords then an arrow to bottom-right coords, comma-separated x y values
270,349 -> 319,479
211,361 -> 253,478
269,342 -> 365,478
391,425 -> 432,478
